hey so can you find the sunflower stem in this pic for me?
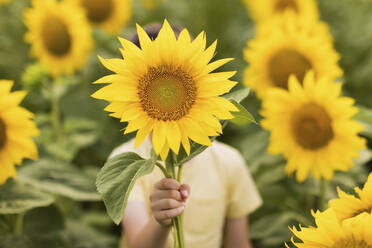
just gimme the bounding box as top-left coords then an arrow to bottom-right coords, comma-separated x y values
13,213 -> 24,235
165,153 -> 186,248
177,164 -> 184,182
319,178 -> 328,211
156,162 -> 171,178
51,82 -> 63,145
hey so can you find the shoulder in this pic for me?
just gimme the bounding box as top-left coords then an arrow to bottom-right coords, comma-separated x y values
210,141 -> 246,171
109,139 -> 136,159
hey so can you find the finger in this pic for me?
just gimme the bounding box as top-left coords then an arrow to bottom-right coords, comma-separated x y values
155,206 -> 185,221
179,184 -> 190,200
155,178 -> 180,190
152,189 -> 182,201
151,199 -> 185,211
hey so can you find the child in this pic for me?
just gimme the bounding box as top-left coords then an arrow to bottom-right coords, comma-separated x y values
111,24 -> 262,248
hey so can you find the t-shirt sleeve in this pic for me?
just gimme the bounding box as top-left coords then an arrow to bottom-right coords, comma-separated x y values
226,149 -> 262,219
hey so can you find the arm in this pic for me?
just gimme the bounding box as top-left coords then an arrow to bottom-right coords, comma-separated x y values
224,217 -> 253,248
123,178 -> 190,248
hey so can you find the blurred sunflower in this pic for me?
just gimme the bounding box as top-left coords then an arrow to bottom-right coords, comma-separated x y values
92,20 -> 238,160
243,13 -> 342,99
24,0 -> 93,77
76,0 -> 132,34
141,0 -> 156,9
261,72 -> 365,182
0,80 -> 39,185
329,173 -> 372,221
244,0 -> 319,22
287,209 -> 372,248
0,0 -> 11,5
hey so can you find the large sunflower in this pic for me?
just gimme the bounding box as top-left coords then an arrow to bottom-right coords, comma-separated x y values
0,80 -> 39,185
260,72 -> 366,182
92,20 -> 238,160
243,12 -> 342,99
287,209 -> 372,248
329,173 -> 372,221
244,0 -> 319,22
24,0 -> 93,77
76,0 -> 132,34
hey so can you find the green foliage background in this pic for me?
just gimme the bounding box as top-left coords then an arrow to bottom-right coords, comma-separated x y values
1,0 -> 372,247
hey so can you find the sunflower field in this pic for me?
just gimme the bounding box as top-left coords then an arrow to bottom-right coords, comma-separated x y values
1,0 -> 372,247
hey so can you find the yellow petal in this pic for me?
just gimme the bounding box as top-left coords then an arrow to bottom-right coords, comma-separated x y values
179,118 -> 211,146
166,121 -> 181,154
152,121 -> 167,154
136,23 -> 152,50
134,119 -> 155,148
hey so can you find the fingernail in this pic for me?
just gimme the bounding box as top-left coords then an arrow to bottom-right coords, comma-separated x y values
182,190 -> 188,197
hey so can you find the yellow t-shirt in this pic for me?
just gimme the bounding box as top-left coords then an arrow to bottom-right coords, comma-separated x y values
111,138 -> 262,248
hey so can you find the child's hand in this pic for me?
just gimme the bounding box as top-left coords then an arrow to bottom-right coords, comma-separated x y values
150,178 -> 190,227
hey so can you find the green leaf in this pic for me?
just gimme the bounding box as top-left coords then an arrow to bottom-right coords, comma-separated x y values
0,234 -> 31,248
61,220 -> 116,248
0,180 -> 54,215
23,206 -> 64,236
354,105 -> 372,139
18,159 -> 100,201
96,152 -> 155,224
229,100 -> 256,125
223,88 -> 250,103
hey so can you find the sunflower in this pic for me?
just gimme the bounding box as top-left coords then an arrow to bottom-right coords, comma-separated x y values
260,72 -> 366,182
243,12 -> 342,99
244,0 -> 319,22
0,80 -> 39,185
0,0 -> 11,5
329,173 -> 372,221
92,20 -> 238,160
141,0 -> 156,9
76,0 -> 132,34
24,0 -> 93,77
287,209 -> 372,248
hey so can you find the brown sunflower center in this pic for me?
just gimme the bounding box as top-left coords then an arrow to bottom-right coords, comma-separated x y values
82,0 -> 113,24
138,65 -> 197,121
291,103 -> 333,150
0,118 -> 6,150
269,49 -> 312,89
275,0 -> 299,12
332,238 -> 372,248
41,17 -> 72,57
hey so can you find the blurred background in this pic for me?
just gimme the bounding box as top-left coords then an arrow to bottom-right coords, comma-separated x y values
1,0 -> 372,247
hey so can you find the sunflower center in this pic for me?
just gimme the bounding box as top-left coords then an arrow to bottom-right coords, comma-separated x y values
41,17 -> 72,57
269,49 -> 312,89
291,103 -> 334,150
275,0 -> 299,12
0,118 -> 6,150
138,65 -> 197,121
82,0 -> 113,24
332,238 -> 372,248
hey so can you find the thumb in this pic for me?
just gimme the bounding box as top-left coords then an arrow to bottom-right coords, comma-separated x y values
179,184 -> 190,200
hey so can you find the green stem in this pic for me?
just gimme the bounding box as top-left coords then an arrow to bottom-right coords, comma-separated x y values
156,162 -> 171,178
172,218 -> 179,248
319,178 -> 328,211
13,213 -> 24,235
177,164 -> 184,183
51,83 -> 63,145
165,153 -> 186,248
